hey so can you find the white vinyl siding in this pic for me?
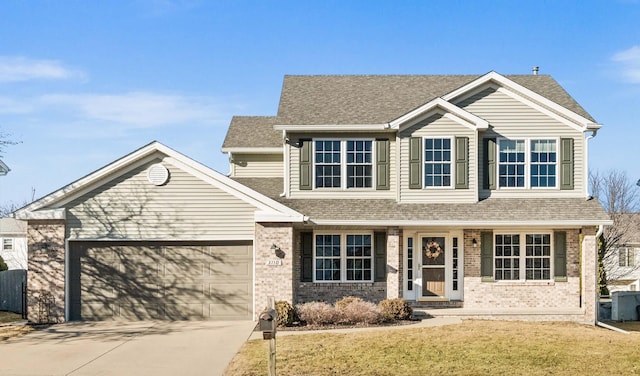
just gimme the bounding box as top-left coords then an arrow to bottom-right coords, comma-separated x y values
231,153 -> 283,178
399,113 -> 477,203
456,87 -> 585,199
66,157 -> 257,240
288,133 -> 396,199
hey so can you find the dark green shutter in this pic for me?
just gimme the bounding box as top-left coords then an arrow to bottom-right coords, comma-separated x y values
376,139 -> 390,190
409,137 -> 422,189
299,139 -> 312,190
455,137 -> 469,189
554,231 -> 567,282
483,138 -> 496,190
301,232 -> 313,282
481,231 -> 494,281
560,138 -> 574,190
374,232 -> 387,282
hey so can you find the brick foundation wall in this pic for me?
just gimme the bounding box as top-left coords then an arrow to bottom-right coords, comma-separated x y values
254,223 -> 294,316
296,282 -> 387,304
27,220 -> 65,323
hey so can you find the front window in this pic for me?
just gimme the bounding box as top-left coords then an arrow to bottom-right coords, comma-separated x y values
495,233 -> 552,281
2,238 -> 12,251
314,140 -> 373,189
424,138 -> 452,187
498,138 -> 558,189
315,233 -> 373,282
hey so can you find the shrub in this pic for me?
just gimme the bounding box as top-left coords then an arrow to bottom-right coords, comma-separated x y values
338,300 -> 381,325
379,298 -> 413,321
334,296 -> 364,311
274,300 -> 295,327
0,255 -> 7,271
296,302 -> 337,326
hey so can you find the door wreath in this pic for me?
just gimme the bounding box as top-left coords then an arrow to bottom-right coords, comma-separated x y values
424,240 -> 443,259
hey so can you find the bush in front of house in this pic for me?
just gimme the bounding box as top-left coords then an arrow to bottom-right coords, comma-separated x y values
274,300 -> 295,327
0,255 -> 8,271
337,299 -> 381,325
334,296 -> 365,311
378,298 -> 413,321
295,302 -> 338,326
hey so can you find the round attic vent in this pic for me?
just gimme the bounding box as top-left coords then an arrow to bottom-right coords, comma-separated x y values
147,163 -> 169,186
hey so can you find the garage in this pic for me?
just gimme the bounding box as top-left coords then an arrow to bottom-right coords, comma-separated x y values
69,241 -> 253,321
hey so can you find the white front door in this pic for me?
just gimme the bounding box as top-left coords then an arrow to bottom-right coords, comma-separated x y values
403,232 -> 463,301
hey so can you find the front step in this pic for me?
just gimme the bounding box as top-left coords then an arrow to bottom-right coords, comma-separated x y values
410,300 -> 464,309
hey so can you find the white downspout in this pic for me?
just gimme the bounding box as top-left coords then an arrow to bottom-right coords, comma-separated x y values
585,130 -> 598,199
280,130 -> 288,197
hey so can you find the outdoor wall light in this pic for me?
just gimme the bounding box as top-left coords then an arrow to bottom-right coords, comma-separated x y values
270,244 -> 280,253
472,238 -> 478,247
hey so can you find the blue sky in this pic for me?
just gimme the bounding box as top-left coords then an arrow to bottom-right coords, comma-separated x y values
0,0 -> 639,206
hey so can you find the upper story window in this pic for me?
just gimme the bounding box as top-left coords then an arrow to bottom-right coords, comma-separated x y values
424,137 -> 452,187
619,247 -> 636,267
2,238 -> 12,251
498,138 -> 557,189
314,140 -> 373,189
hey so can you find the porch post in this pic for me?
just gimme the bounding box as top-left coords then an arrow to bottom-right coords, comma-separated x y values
386,228 -> 402,299
581,226 -> 598,324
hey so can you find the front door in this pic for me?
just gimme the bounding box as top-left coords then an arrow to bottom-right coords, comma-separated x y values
421,236 -> 446,297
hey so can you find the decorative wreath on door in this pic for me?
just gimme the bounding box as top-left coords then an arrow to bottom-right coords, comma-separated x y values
424,240 -> 443,259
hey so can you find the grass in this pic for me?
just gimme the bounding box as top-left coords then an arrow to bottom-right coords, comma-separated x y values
0,311 -> 32,341
224,320 -> 640,375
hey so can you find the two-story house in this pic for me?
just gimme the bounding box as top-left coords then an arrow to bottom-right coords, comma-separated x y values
605,213 -> 640,293
16,71 -> 610,324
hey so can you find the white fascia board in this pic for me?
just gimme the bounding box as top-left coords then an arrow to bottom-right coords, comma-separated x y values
14,208 -> 66,220
273,124 -> 391,132
221,147 -> 283,154
255,211 -> 305,223
390,98 -> 489,131
309,219 -> 613,227
442,71 -> 596,128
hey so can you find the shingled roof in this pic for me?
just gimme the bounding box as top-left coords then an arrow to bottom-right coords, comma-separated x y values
233,177 -> 611,225
275,74 -> 595,125
222,116 -> 280,149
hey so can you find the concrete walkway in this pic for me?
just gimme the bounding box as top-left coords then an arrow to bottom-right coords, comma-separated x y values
0,320 -> 256,376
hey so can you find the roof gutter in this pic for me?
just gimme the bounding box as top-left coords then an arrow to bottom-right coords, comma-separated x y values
308,219 -> 613,227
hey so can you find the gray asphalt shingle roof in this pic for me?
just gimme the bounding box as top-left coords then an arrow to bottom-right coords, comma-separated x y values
233,178 -> 611,224
223,73 -> 595,149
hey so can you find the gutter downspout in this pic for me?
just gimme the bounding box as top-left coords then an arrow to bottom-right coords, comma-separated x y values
280,130 -> 288,198
585,129 -> 598,199
593,224 -> 608,327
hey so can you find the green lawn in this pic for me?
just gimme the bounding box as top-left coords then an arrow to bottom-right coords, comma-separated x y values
224,320 -> 640,375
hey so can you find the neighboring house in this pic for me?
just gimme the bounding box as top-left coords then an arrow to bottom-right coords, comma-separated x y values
605,213 -> 640,293
15,71 -> 611,324
0,160 -> 10,176
0,218 -> 27,270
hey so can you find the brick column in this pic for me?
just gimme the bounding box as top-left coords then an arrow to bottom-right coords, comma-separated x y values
386,228 -> 402,299
582,226 -> 598,324
254,223 -> 294,317
27,220 -> 66,323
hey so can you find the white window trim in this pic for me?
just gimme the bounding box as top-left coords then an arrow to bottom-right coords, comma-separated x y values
619,247 -> 636,268
422,136 -> 455,190
496,137 -> 560,190
313,231 -> 374,283
312,138 -> 376,191
493,231 -> 554,282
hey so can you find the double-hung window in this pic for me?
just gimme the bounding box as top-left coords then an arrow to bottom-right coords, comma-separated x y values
497,138 -> 557,189
314,140 -> 373,189
495,232 -> 552,281
315,233 -> 373,282
2,238 -> 12,251
619,247 -> 635,267
424,137 -> 452,187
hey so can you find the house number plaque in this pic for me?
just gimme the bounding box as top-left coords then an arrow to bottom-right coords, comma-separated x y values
266,260 -> 283,266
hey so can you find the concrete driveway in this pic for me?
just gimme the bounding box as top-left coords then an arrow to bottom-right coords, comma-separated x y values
0,320 -> 256,376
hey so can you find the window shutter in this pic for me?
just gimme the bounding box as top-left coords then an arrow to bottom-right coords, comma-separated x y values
554,231 -> 567,281
374,232 -> 387,282
455,137 -> 469,189
376,139 -> 390,190
481,231 -> 494,281
301,232 -> 313,282
560,138 -> 574,190
483,138 -> 496,190
299,139 -> 312,190
409,137 -> 422,189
